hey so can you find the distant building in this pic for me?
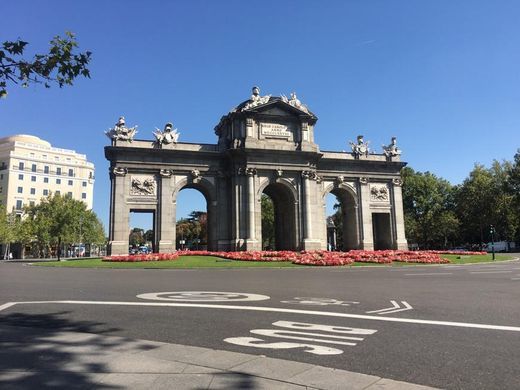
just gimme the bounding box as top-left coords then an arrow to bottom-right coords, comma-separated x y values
0,134 -> 95,212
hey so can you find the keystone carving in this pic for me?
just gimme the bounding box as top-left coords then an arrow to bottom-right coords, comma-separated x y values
191,169 -> 202,183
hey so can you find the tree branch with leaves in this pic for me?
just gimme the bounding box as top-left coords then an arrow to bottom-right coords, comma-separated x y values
0,31 -> 91,98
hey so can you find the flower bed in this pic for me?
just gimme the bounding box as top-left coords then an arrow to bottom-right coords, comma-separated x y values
103,249 -> 452,265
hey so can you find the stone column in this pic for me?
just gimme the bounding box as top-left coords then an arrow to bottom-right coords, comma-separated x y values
158,169 -> 175,253
245,167 -> 258,248
392,178 -> 408,250
302,171 -> 312,240
108,167 -> 129,255
359,177 -> 374,250
302,170 -> 321,250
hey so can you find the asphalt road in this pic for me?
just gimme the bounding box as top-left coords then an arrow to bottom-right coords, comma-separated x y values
1,258 -> 520,389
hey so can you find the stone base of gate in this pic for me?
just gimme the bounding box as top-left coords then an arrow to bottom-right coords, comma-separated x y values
245,239 -> 261,251
108,241 -> 128,256
159,240 -> 175,253
302,239 -> 323,251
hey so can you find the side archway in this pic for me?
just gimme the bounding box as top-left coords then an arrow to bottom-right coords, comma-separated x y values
172,177 -> 217,251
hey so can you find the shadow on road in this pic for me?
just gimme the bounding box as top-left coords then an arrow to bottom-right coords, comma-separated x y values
0,311 -> 156,389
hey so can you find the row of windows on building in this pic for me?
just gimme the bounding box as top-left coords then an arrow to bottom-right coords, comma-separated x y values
14,186 -> 87,198
14,173 -> 88,186
16,162 -> 76,176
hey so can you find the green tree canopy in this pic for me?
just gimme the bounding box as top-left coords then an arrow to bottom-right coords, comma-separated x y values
26,194 -> 105,260
0,31 -> 91,98
401,167 -> 459,249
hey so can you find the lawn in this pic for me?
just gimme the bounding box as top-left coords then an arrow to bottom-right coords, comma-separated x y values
32,253 -> 516,268
34,255 -> 300,268
440,253 -> 514,264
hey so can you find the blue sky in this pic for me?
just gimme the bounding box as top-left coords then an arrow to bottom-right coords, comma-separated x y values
1,1 -> 519,231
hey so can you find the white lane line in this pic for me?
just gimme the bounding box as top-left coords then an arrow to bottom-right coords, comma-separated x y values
0,302 -> 16,312
470,271 -> 512,274
4,300 -> 520,333
404,273 -> 453,276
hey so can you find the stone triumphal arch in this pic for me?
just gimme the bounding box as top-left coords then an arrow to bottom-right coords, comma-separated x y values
105,87 -> 407,255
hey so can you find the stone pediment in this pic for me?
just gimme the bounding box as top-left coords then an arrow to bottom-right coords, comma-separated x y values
249,98 -> 317,123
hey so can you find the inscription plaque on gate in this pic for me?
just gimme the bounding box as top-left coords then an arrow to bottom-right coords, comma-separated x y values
260,123 -> 293,138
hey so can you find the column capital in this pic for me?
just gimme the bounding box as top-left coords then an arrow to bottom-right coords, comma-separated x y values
238,167 -> 257,176
159,169 -> 173,177
112,166 -> 128,177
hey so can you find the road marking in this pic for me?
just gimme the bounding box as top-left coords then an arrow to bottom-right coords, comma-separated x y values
4,300 -> 520,332
366,301 -> 413,315
470,271 -> 512,274
404,273 -> 453,276
224,320 -> 377,355
281,297 -> 359,307
136,291 -> 270,302
0,302 -> 16,312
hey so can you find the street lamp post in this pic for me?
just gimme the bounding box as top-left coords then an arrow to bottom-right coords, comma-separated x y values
490,225 -> 496,261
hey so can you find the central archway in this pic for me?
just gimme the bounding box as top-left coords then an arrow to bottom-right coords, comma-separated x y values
261,182 -> 297,251
324,185 -> 360,251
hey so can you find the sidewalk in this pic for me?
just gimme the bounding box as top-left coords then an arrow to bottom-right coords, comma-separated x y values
0,325 -> 437,389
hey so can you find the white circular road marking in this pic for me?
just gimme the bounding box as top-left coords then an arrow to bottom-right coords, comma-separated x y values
136,291 -> 270,302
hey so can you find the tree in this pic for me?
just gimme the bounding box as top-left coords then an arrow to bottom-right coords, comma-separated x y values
261,195 -> 275,249
401,167 -> 459,249
456,162 -> 518,247
0,31 -> 91,98
129,228 -> 145,248
26,194 -> 105,260
175,211 -> 207,249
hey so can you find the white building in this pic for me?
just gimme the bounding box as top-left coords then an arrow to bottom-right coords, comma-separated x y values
0,134 -> 95,212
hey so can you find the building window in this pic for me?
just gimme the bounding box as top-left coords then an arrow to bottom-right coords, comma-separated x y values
68,168 -> 74,177
56,178 -> 61,184
56,167 -> 62,175
19,162 -> 24,170
82,181 -> 87,187
67,192 -> 72,197
44,166 -> 49,174
16,200 -> 23,210
29,201 -> 35,207
31,176 -> 36,182
56,190 -> 61,195
17,187 -> 23,194
68,180 -> 73,186
55,156 -> 59,161
44,177 -> 49,183
43,155 -> 47,159
30,188 -> 36,195
43,189 -> 49,196
82,192 -> 87,199
0,174 -> 3,180
31,164 -> 37,172
30,153 -> 35,158
18,174 -> 24,180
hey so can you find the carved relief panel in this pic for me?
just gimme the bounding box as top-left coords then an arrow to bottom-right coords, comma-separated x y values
369,183 -> 390,202
130,175 -> 157,196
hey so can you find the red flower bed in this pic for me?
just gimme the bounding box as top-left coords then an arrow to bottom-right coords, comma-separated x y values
103,249 -> 451,265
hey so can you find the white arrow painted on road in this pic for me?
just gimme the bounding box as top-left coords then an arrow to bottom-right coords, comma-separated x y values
366,301 -> 413,315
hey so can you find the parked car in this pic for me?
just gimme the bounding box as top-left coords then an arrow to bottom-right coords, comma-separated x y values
485,241 -> 516,252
